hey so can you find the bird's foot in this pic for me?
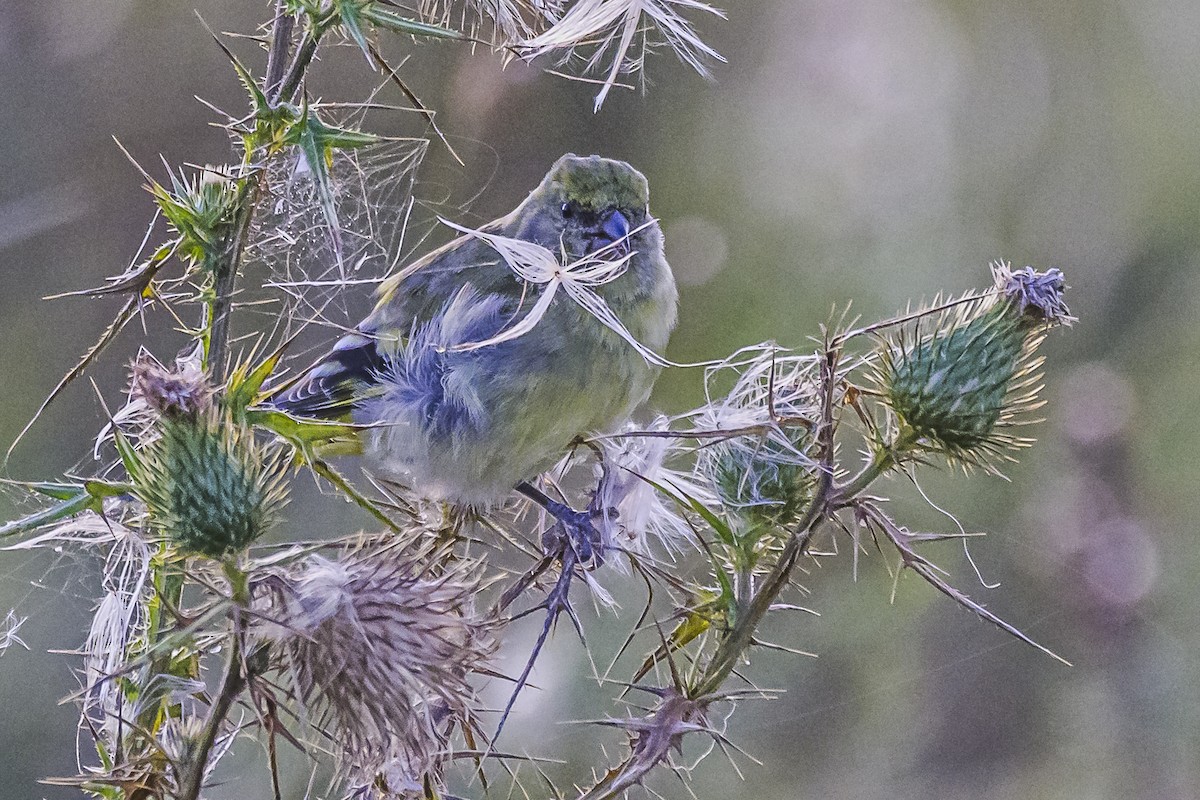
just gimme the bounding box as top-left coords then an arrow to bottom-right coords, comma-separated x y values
540,498 -> 604,569
517,482 -> 605,569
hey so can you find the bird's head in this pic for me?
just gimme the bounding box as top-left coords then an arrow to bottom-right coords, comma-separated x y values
517,154 -> 657,261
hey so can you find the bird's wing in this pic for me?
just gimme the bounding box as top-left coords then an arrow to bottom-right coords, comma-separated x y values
369,215 -> 521,331
269,332 -> 387,420
271,215 -> 523,421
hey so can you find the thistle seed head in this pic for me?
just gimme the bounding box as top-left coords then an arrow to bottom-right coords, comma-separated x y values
259,548 -> 493,794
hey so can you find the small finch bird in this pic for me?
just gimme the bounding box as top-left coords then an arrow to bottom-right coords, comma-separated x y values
273,154 -> 678,541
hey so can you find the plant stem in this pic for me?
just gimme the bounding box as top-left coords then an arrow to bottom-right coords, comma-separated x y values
176,564 -> 251,800
264,1 -> 295,98
176,616 -> 246,800
691,500 -> 825,699
690,345 -> 841,698
272,30 -> 323,105
206,178 -> 258,384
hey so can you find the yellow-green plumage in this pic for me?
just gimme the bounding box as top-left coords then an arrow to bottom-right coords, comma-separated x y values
275,154 -> 678,507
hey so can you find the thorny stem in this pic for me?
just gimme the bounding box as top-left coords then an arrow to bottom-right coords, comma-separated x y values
176,564 -> 251,800
580,346 -> 844,800
206,178 -> 258,384
205,4 -> 307,383
690,346 -> 841,699
691,497 -> 826,699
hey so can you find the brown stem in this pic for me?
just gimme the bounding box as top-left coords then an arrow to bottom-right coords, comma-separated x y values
206,178 -> 258,384
175,616 -> 246,800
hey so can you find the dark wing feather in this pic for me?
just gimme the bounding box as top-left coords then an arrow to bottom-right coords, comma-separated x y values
270,332 -> 385,420
272,214 -> 519,420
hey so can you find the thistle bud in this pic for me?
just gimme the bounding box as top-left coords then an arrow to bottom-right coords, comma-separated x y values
709,433 -> 813,526
882,262 -> 1072,460
691,346 -> 820,526
133,412 -> 288,558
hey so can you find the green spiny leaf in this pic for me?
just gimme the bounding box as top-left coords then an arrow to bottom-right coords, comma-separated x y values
0,491 -> 101,540
362,5 -> 465,40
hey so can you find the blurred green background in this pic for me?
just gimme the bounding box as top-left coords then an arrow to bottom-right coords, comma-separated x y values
2,1 -> 1199,797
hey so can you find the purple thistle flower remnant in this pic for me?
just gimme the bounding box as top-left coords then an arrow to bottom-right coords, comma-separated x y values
991,261 -> 1074,325
131,357 -> 213,421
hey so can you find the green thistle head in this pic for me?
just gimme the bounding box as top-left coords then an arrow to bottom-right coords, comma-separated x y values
881,262 -> 1072,462
133,411 -> 288,559
710,432 -> 814,527
151,166 -> 242,272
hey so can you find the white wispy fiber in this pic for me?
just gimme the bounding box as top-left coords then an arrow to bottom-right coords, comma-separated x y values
595,416 -> 714,565
260,549 -> 493,795
518,0 -> 727,111
439,218 -> 682,367
0,610 -> 28,656
687,345 -> 822,518
692,344 -> 820,462
4,509 -> 153,744
419,0 -> 561,41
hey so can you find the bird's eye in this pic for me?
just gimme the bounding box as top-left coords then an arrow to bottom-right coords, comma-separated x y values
561,202 -> 575,219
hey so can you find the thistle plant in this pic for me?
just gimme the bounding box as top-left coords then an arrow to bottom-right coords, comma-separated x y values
0,3 -> 1078,800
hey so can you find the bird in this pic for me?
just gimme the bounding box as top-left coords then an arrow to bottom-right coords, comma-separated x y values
271,154 -> 678,556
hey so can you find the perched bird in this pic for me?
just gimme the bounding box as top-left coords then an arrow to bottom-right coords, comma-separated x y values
273,154 -> 678,540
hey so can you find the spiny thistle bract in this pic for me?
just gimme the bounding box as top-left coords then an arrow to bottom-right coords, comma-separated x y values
710,431 -> 813,526
130,367 -> 288,558
258,547 -> 493,795
880,261 -> 1073,462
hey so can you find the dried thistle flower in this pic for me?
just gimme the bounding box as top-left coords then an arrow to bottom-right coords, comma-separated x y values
879,261 -> 1072,462
417,0 -> 555,42
594,416 -> 714,562
131,357 -> 213,421
132,412 -> 289,558
260,548 -> 493,794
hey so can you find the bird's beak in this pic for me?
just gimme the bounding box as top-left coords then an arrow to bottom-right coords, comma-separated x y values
599,208 -> 632,256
